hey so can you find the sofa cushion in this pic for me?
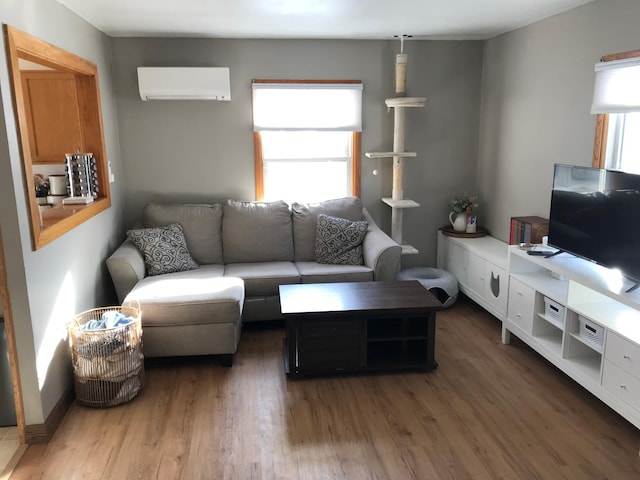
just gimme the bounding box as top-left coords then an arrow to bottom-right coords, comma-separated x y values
126,223 -> 199,276
292,197 -> 364,261
314,214 -> 368,265
295,262 -> 373,283
123,265 -> 240,327
224,262 -> 300,296
142,203 -> 223,265
223,200 -> 293,263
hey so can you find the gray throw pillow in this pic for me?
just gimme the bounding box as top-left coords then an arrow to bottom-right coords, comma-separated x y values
292,196 -> 364,262
126,223 -> 198,276
314,214 -> 368,265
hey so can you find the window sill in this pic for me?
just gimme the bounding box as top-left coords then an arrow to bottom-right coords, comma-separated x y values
37,197 -> 111,248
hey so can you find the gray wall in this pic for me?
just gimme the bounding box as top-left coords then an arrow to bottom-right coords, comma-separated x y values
479,0 -> 640,242
0,0 -> 124,424
111,38 -> 484,268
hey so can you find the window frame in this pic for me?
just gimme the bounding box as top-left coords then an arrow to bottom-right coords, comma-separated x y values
252,79 -> 361,201
592,49 -> 640,168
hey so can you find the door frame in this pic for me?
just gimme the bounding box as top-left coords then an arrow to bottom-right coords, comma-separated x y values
0,230 -> 26,443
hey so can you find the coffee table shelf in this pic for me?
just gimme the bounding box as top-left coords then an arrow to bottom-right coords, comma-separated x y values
368,316 -> 427,339
367,340 -> 429,369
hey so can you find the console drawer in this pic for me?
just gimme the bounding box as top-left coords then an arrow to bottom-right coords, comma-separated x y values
602,360 -> 640,411
509,277 -> 535,309
507,299 -> 534,334
605,331 -> 640,378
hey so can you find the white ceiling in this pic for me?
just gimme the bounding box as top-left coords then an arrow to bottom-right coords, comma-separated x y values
56,0 -> 597,40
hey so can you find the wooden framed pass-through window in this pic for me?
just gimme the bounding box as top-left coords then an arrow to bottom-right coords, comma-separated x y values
4,25 -> 111,250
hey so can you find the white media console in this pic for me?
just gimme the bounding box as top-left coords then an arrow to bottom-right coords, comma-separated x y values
436,231 -> 509,321
438,231 -> 640,430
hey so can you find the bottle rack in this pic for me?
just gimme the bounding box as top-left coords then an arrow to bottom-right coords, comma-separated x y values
63,153 -> 98,205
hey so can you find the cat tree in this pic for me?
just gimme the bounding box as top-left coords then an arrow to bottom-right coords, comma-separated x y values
366,36 -> 426,255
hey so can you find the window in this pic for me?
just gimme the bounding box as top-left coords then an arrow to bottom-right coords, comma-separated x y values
603,112 -> 640,174
591,50 -> 640,172
260,130 -> 353,202
252,80 -> 362,202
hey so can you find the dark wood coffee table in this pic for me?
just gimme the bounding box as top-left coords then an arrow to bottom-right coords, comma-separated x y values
279,280 -> 444,378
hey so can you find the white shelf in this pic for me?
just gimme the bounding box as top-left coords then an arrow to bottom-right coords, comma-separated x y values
62,196 -> 94,205
382,198 -> 420,208
534,334 -> 563,357
566,355 -> 603,384
570,332 -> 604,354
385,97 -> 427,108
401,244 -> 419,255
538,312 -> 564,330
365,152 -> 417,159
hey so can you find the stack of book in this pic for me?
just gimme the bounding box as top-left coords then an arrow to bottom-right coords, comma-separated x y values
509,216 -> 549,245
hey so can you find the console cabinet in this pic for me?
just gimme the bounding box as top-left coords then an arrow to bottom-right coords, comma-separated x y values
505,246 -> 640,430
438,231 -> 640,430
437,231 -> 509,321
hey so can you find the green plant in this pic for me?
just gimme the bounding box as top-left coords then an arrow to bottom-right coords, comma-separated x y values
449,194 -> 479,214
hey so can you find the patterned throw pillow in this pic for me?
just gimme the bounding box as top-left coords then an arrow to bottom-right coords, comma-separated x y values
126,223 -> 198,276
314,214 -> 368,265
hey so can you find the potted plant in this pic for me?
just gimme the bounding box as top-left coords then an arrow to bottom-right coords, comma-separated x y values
449,194 -> 479,232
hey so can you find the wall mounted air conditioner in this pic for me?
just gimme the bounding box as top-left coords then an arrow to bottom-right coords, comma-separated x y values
137,67 -> 231,101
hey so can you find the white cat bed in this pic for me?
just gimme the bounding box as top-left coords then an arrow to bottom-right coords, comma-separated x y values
397,267 -> 459,308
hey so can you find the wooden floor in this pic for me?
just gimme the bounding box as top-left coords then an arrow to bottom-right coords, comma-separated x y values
8,296 -> 640,479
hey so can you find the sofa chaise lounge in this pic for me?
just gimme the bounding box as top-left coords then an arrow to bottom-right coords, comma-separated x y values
106,197 -> 401,365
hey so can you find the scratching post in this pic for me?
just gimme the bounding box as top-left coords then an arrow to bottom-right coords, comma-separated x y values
365,36 -> 426,255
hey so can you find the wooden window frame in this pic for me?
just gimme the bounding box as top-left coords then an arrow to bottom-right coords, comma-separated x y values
592,49 -> 640,168
252,79 -> 361,201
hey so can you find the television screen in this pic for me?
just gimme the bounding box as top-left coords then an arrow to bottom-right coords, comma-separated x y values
548,164 -> 640,284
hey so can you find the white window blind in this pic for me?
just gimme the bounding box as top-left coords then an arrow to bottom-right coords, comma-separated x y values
252,82 -> 363,131
591,57 -> 640,114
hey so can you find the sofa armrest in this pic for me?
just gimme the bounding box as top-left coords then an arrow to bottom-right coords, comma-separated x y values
362,209 -> 402,281
106,239 -> 146,303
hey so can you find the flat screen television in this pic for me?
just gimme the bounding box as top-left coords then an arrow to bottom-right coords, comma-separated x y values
548,164 -> 640,290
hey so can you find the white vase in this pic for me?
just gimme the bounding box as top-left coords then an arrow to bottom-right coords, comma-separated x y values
449,212 -> 467,232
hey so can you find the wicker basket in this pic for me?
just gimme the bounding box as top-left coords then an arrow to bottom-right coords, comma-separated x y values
69,303 -> 144,407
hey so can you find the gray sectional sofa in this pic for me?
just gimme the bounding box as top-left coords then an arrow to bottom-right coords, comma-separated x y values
106,197 -> 401,364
